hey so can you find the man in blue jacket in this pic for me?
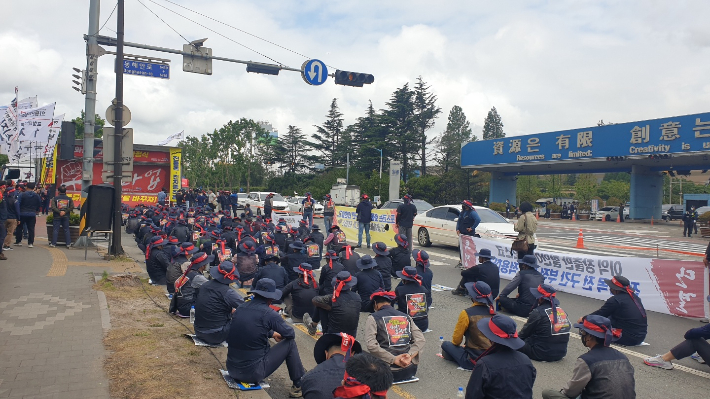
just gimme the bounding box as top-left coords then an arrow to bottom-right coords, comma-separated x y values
456,200 -> 481,268
227,278 -> 306,397
355,194 -> 373,249
15,182 -> 41,248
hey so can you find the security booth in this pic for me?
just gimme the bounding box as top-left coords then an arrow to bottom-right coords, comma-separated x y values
683,194 -> 710,211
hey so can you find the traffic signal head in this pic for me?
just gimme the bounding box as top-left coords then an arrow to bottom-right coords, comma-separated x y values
334,70 -> 374,87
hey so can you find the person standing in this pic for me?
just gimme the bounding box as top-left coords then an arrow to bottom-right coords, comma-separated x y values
323,194 -> 335,231
396,195 -> 417,252
157,188 -> 167,206
175,189 -> 185,207
513,201 -> 537,259
505,199 -> 511,218
0,182 -> 8,260
618,201 -> 625,222
50,185 -> 74,248
355,194 -> 373,249
15,182 -> 40,248
542,315 -> 634,399
3,181 -> 18,252
693,206 -> 700,235
264,192 -> 274,220
302,192 -> 316,229
683,208 -> 694,238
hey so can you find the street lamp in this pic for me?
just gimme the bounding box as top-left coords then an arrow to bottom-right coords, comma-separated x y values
376,148 -> 383,199
376,148 -> 383,179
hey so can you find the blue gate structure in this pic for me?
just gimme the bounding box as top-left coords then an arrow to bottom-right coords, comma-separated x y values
461,111 -> 710,219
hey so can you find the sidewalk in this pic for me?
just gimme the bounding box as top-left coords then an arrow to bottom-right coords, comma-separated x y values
0,216 -> 125,399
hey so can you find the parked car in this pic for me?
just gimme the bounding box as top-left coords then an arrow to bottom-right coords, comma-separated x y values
594,206 -> 630,221
236,193 -> 248,209
413,205 -> 520,248
246,192 -> 289,215
380,199 -> 434,213
287,196 -> 324,215
662,204 -> 683,221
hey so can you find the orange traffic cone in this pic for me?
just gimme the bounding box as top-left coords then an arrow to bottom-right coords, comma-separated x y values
651,216 -> 654,226
536,209 -> 539,220
616,214 -> 621,223
576,229 -> 585,249
572,212 -> 576,221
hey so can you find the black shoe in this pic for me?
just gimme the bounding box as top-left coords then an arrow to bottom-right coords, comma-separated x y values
451,288 -> 466,296
354,245 -> 361,248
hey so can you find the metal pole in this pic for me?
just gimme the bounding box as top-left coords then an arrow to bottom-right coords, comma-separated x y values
83,0 -> 100,196
346,153 -> 350,185
111,0 -> 124,256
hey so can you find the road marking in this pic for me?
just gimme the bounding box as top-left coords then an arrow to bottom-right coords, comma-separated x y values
46,247 -> 68,276
507,315 -> 710,380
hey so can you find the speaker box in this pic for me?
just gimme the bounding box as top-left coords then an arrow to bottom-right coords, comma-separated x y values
85,184 -> 115,231
59,121 -> 76,160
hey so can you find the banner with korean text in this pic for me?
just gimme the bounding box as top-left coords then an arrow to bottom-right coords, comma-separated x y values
169,148 -> 182,203
461,235 -> 709,319
333,206 -> 398,247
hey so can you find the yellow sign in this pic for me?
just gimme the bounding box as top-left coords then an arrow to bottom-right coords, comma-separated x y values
40,145 -> 59,185
332,206 -> 399,248
169,148 -> 182,203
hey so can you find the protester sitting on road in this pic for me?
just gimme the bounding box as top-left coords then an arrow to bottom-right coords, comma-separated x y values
332,353 -> 393,399
305,271 -> 361,337
412,249 -> 433,306
323,224 -> 347,253
275,224 -> 289,252
441,281 -> 495,370
643,322 -> 710,369
318,250 -> 345,295
354,255 -> 386,312
172,252 -> 211,317
146,236 -> 171,286
542,315 -> 634,399
282,263 -> 319,323
580,275 -> 647,346
166,242 -> 199,295
395,266 -> 431,332
226,278 -> 306,398
465,314 -> 537,399
513,201 -> 537,260
518,284 -> 570,362
452,248 -> 500,299
496,254 -> 544,317
283,240 -> 309,282
299,333 -> 363,399
303,236 -> 322,270
298,219 -> 310,240
169,218 -> 191,243
389,234 -> 411,274
252,252 -> 289,304
339,245 -> 360,276
365,290 -> 426,383
372,242 -> 393,290
193,261 -> 243,345
234,239 -> 258,288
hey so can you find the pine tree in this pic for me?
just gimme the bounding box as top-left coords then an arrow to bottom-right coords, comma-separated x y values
482,106 -> 505,140
436,105 -> 473,173
352,100 -> 386,174
381,83 -> 419,182
412,76 -> 441,176
311,98 -> 344,168
276,125 -> 312,173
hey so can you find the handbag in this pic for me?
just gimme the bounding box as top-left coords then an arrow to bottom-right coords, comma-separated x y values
511,214 -> 529,253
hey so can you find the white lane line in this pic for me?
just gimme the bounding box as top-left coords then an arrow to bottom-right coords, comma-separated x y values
507,315 -> 710,380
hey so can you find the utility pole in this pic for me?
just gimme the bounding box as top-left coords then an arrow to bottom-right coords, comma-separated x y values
111,0 -> 125,256
83,0 -> 100,194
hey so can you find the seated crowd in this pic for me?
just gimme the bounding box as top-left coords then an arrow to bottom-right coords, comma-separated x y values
126,200 -> 706,399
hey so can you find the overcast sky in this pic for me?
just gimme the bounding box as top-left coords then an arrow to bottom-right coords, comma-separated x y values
2,0 -> 710,148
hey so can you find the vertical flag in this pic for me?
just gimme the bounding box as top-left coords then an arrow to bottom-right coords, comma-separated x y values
169,148 -> 182,203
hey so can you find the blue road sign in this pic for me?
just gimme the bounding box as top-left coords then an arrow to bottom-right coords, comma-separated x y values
123,60 -> 170,79
301,59 -> 328,85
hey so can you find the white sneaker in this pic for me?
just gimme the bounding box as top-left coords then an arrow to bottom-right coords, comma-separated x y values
28,244 -> 33,248
691,352 -> 706,364
49,244 -> 55,248
643,355 -> 674,370
13,243 -> 22,246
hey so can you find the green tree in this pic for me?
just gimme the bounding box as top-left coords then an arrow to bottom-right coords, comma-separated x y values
482,106 -> 505,140
412,76 -> 441,176
311,98 -> 345,169
517,175 -> 542,204
275,125 -> 314,174
574,174 -> 598,204
603,172 -> 630,183
598,180 -> 630,202
352,101 -> 387,175
436,105 -> 473,173
381,83 -> 419,182
72,110 -> 105,138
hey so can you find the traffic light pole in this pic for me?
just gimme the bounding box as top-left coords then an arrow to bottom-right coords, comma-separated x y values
111,0 -> 125,256
83,0 -> 100,195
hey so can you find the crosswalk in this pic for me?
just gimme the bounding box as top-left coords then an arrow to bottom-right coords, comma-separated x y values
540,233 -> 707,255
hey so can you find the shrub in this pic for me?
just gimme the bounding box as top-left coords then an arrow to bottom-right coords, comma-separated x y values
547,203 -> 562,213
698,211 -> 710,224
488,202 -> 506,212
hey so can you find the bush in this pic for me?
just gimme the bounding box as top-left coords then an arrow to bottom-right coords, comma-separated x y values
606,197 -> 622,207
548,203 -> 562,213
698,211 -> 710,224
46,213 -> 82,226
488,202 -> 506,212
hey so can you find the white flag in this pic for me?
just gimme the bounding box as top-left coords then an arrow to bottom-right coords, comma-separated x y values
41,113 -> 64,158
13,103 -> 55,143
157,130 -> 184,146
17,96 -> 38,110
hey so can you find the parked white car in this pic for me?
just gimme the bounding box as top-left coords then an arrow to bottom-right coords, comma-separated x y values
246,192 -> 290,215
594,206 -> 630,221
413,205 -> 520,248
287,196 -> 324,214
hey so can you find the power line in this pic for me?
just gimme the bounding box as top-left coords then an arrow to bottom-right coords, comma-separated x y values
135,0 -> 191,44
95,2 -> 118,35
144,0 -> 287,66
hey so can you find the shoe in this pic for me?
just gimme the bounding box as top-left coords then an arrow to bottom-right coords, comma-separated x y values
643,355 -> 674,370
49,244 -> 55,248
3,246 -> 12,251
13,243 -> 21,246
451,288 -> 467,296
354,245 -> 361,248
0,253 -> 6,260
28,244 -> 33,248
302,313 -> 317,335
691,352 -> 706,364
289,384 -> 303,398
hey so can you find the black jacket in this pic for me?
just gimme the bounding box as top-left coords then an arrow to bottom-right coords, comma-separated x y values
283,251 -> 308,282
282,279 -> 318,319
355,200 -> 373,223
354,269 -> 385,312
465,346 -> 536,399
374,255 -> 393,291
146,248 -> 171,285
518,302 -> 569,361
252,262 -> 290,291
562,345 -> 635,399
18,191 -> 41,216
5,190 -> 18,220
318,260 -> 345,295
300,353 -> 348,399
396,202 -> 417,228
341,251 -> 360,276
461,260 -> 501,299
169,224 -> 191,243
590,292 -> 647,343
313,290 -> 361,337
500,268 -> 544,308
389,246 -> 411,274
194,280 -> 244,332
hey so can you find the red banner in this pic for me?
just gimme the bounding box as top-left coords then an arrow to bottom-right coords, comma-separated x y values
73,146 -> 169,163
